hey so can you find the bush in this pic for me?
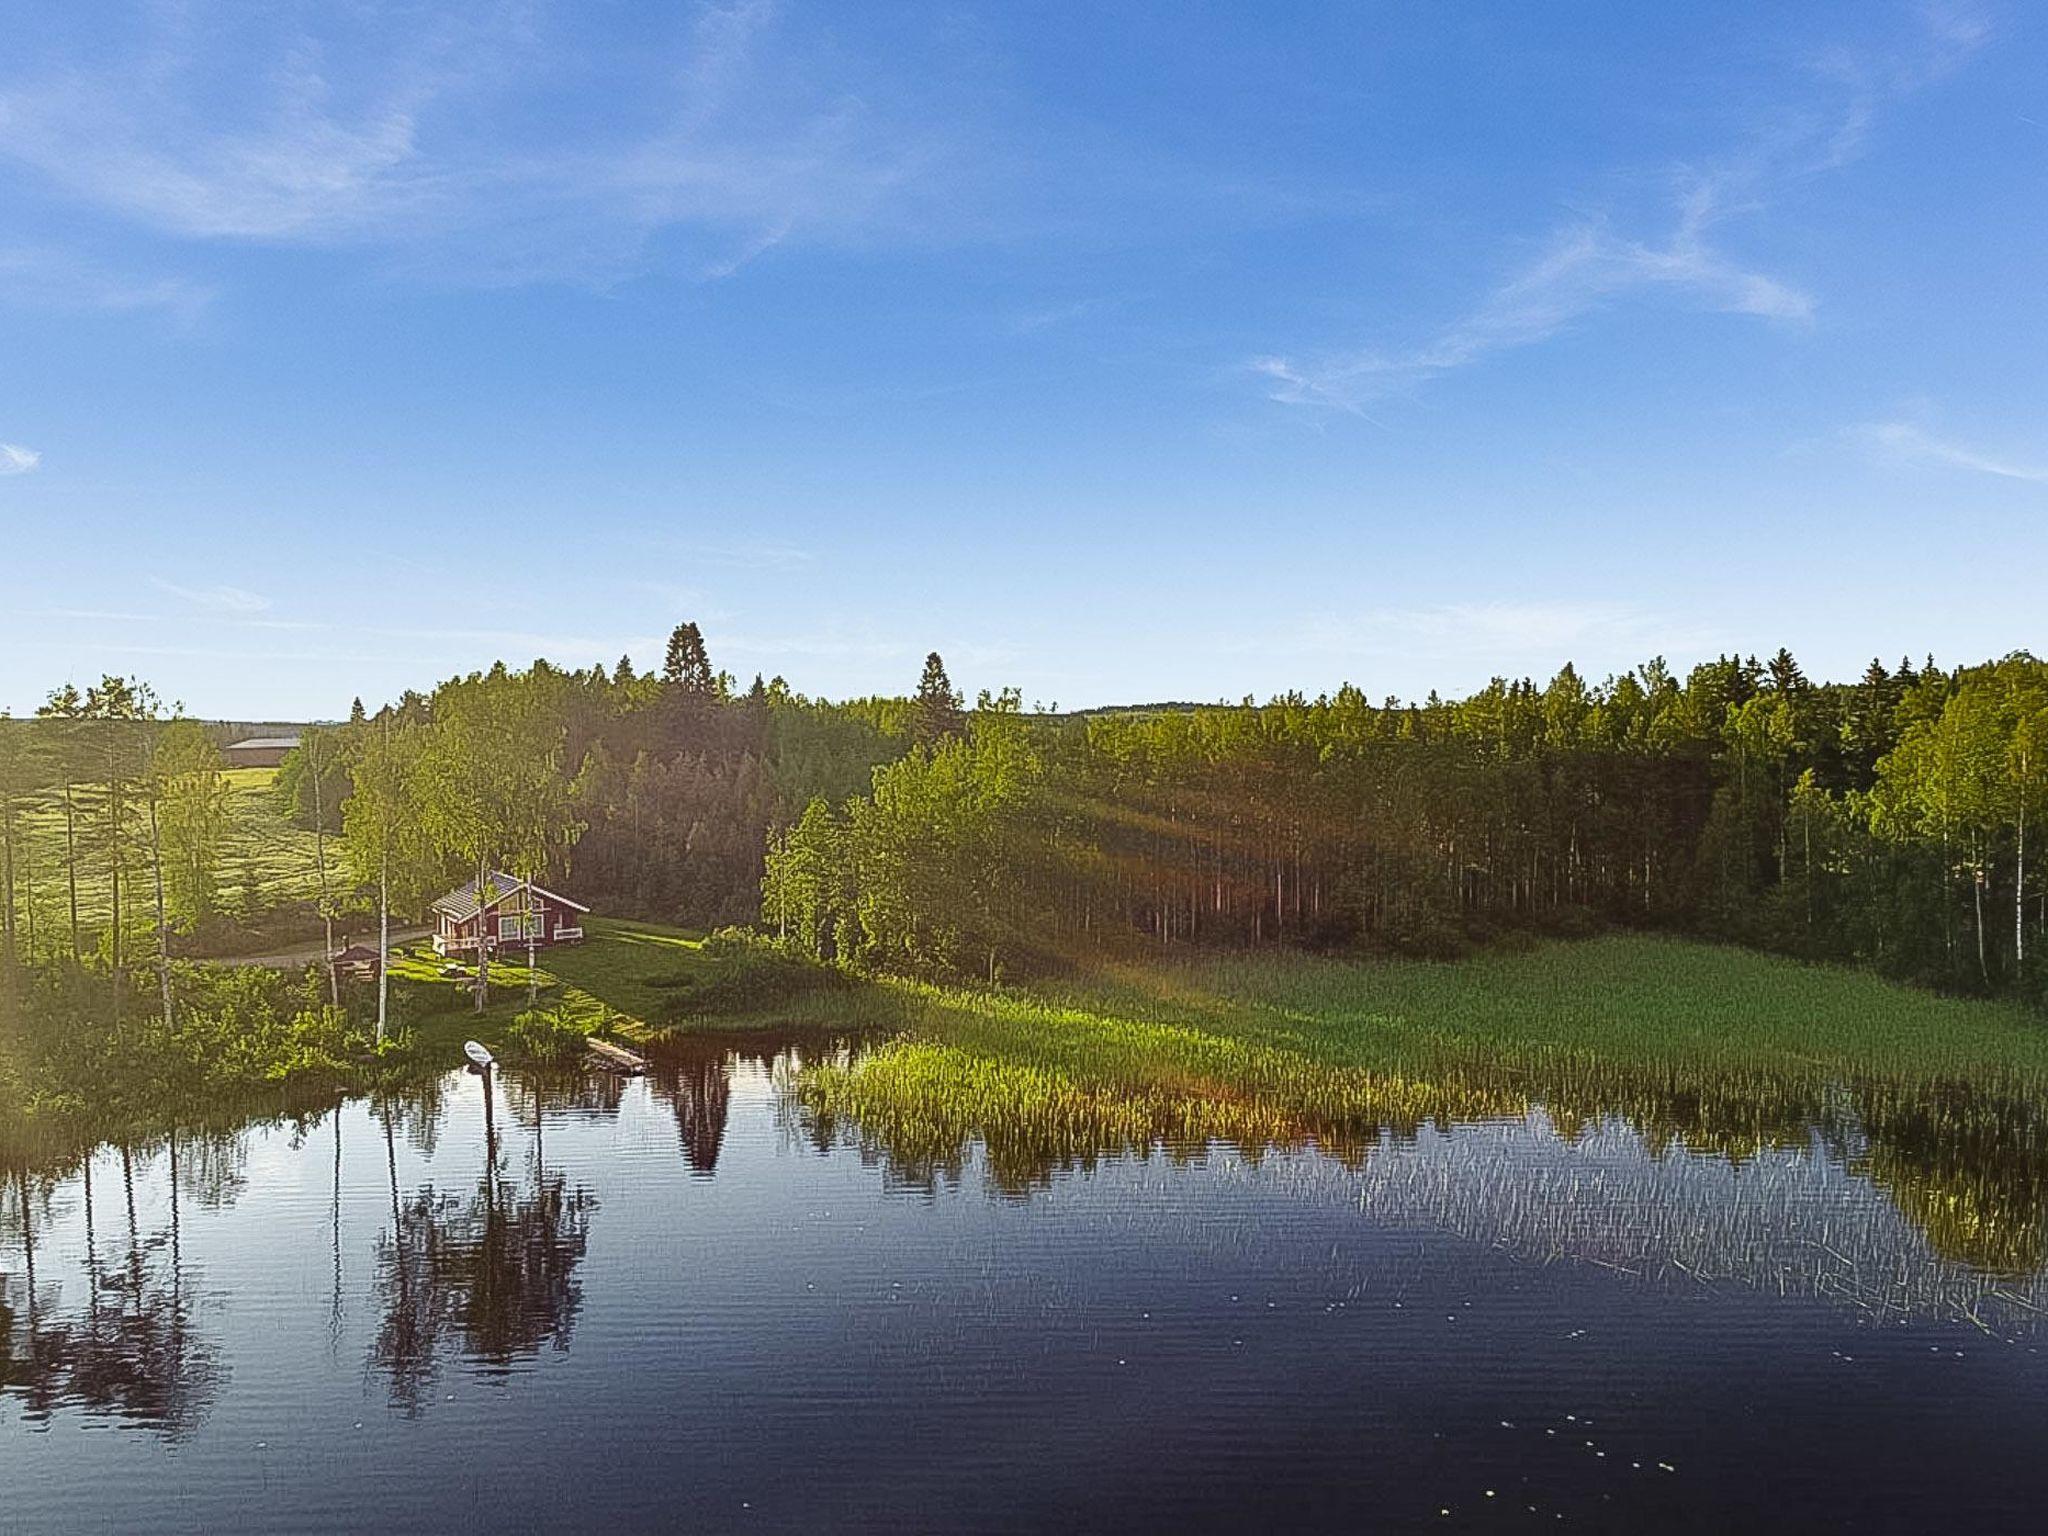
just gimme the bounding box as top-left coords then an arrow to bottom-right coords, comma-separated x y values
658,927 -> 845,1021
509,1004 -> 591,1064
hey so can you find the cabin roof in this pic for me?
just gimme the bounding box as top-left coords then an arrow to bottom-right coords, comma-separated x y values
226,734 -> 302,751
331,943 -> 382,963
431,871 -> 591,921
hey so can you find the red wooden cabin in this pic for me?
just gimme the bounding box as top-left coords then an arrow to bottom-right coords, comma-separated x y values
430,871 -> 590,957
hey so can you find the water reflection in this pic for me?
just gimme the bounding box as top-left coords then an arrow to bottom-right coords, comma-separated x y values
0,1140 -> 221,1436
369,1075 -> 596,1414
5,1031 -> 2048,1449
648,1046 -> 734,1175
791,1040 -> 2048,1321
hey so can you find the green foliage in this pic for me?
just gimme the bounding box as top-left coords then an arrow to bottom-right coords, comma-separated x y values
911,651 -> 963,748
153,719 -> 228,928
654,926 -> 845,1019
274,730 -> 351,834
0,960 -> 369,1133
508,1002 -> 591,1064
663,621 -> 716,695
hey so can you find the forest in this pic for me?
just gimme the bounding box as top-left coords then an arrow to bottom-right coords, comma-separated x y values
2,629 -> 2046,1020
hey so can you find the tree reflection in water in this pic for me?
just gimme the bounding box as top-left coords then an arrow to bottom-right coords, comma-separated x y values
0,1138 -> 220,1437
647,1041 -> 734,1175
370,1072 -> 595,1415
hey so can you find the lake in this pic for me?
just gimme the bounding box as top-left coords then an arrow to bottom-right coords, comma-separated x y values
6,1035 -> 2048,1533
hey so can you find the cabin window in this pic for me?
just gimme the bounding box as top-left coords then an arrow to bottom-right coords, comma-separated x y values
497,913 -> 537,941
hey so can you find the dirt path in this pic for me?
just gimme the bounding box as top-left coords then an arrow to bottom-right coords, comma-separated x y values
203,927 -> 432,969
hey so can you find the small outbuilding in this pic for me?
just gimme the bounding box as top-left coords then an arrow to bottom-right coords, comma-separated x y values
331,943 -> 384,982
225,734 -> 302,768
431,872 -> 590,958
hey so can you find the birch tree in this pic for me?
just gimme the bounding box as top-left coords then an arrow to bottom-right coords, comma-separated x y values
342,716 -> 439,1040
152,721 -> 229,931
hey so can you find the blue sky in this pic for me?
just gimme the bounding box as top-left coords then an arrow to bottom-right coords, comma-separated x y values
1,1 -> 2042,718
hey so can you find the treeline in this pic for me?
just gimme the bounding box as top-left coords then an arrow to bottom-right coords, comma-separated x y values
766,650 -> 2048,1004
5,636 -> 2045,1015
0,625 -> 916,1013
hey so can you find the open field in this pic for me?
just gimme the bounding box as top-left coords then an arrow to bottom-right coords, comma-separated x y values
375,923 -> 2048,1085
7,766 -> 327,955
791,935 -> 2048,1087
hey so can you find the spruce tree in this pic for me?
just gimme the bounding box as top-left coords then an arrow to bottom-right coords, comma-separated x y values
912,652 -> 963,747
1766,648 -> 1806,695
664,623 -> 715,695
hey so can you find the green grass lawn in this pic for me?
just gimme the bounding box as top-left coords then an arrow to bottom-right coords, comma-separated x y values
10,766 -> 327,955
382,917 -> 721,1060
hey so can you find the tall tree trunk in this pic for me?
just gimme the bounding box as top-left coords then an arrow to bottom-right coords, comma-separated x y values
526,876 -> 539,1006
473,853 -> 491,1013
148,795 -> 173,1032
1973,836 -> 1989,987
19,825 -> 34,961
63,782 -> 80,962
376,848 -> 390,1043
2017,798 -> 2027,978
1,787 -> 16,972
106,739 -> 123,1024
108,767 -> 121,972
311,744 -> 337,1007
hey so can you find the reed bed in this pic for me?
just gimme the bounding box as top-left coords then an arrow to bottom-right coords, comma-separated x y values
787,937 -> 2048,1278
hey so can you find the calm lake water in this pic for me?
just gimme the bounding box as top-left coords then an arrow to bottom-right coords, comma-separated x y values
6,1037 -> 2048,1534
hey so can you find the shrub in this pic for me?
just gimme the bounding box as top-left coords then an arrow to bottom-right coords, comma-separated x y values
509,1004 -> 591,1064
658,928 -> 845,1021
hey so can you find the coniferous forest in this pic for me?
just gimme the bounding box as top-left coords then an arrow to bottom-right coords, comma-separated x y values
3,630 -> 2045,1008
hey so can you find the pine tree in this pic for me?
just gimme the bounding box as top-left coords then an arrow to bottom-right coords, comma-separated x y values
349,697 -> 368,726
912,652 -> 963,748
663,623 -> 715,695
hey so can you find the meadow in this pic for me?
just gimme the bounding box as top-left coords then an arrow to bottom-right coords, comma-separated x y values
9,766 -> 327,957
782,938 -> 2048,1269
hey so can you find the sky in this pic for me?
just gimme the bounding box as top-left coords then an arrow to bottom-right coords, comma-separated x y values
1,0 -> 2043,719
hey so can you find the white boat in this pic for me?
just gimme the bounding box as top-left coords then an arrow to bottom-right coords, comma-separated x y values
464,1040 -> 495,1072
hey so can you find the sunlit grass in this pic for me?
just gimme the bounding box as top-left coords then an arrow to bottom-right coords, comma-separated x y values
382,917 -> 713,1057
787,937 -> 2048,1257
9,767 -> 325,947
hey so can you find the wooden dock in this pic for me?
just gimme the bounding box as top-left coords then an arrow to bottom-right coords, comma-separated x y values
585,1036 -> 649,1075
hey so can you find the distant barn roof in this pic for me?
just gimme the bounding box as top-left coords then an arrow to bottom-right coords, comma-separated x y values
226,734 -> 302,751
431,871 -> 591,922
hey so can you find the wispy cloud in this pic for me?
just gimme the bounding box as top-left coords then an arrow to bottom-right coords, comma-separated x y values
151,578 -> 274,614
1009,297 -> 1115,336
1851,420 -> 2048,485
0,246 -> 212,320
1254,185 -> 1812,414
1252,6 -> 1987,415
0,443 -> 41,475
0,1 -> 976,287
697,539 -> 814,570
365,625 -> 661,664
720,631 -> 916,663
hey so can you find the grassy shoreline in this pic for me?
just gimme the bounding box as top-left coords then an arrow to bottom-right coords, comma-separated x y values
7,923 -> 2046,1178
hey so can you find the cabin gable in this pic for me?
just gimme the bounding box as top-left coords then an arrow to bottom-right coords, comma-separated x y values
430,872 -> 590,956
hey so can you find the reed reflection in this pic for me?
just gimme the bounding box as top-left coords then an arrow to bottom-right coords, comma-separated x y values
793,1040 -> 2048,1320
